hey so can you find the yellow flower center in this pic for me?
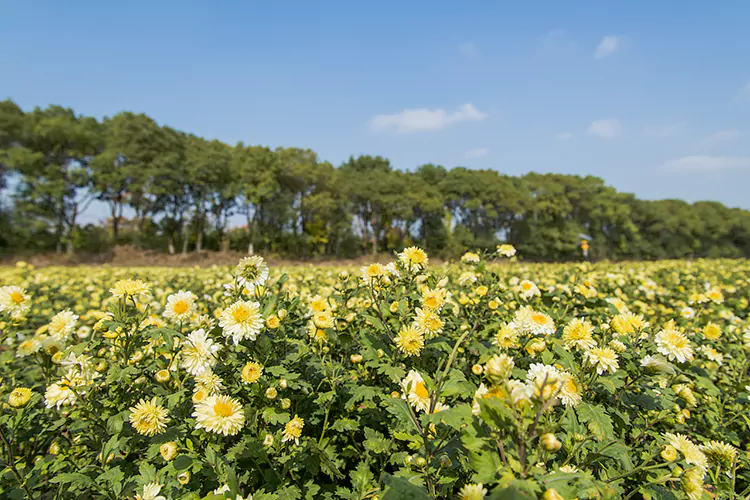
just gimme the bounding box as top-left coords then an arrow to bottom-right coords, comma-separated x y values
173,300 -> 189,315
10,291 -> 24,304
415,382 -> 429,399
232,306 -> 250,322
367,264 -> 382,277
532,313 -> 547,324
214,401 -> 233,417
424,297 -> 438,309
522,282 -> 533,291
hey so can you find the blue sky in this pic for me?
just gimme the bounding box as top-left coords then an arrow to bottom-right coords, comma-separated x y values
2,1 -> 750,223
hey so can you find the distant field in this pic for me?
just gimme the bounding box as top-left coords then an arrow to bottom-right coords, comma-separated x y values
0,256 -> 748,498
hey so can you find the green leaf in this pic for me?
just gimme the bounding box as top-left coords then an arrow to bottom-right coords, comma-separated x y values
577,403 -> 615,442
173,455 -> 192,470
381,473 -> 430,500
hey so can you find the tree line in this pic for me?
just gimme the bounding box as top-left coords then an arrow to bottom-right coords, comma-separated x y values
1,100 -> 749,261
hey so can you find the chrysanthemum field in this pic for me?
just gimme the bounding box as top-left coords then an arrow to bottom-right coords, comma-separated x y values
0,250 -> 748,499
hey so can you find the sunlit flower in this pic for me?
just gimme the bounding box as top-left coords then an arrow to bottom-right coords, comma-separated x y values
193,394 -> 245,436
282,414 -> 305,445
135,482 -> 166,500
235,255 -> 269,291
398,246 -> 428,271
129,398 -> 169,436
494,325 -> 520,349
181,329 -> 222,376
497,244 -> 516,257
585,347 -> 619,375
44,381 -> 77,409
458,483 -> 487,500
110,279 -> 150,300
48,310 -> 78,341
414,308 -> 444,338
241,361 -> 263,384
702,322 -> 721,340
394,325 -> 425,357
8,387 -> 32,408
0,285 -> 31,318
655,321 -> 693,363
461,252 -> 481,264
195,369 -> 225,395
220,300 -> 264,344
163,290 -> 197,321
562,318 -> 596,351
401,370 -> 431,412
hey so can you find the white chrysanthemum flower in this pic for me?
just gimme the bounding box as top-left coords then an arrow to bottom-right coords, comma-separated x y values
506,380 -> 534,405
472,383 -> 489,415
458,483 -> 487,500
585,347 -> 619,375
360,263 -> 386,284
665,433 -> 708,472
181,329 -> 222,375
163,290 -> 197,321
48,310 -> 78,341
0,285 -> 31,318
458,271 -> 478,286
558,373 -> 582,407
16,337 -> 42,357
398,246 -> 428,272
461,252 -> 480,265
44,381 -> 77,409
680,307 -> 695,319
193,394 -> 245,436
518,280 -> 540,300
219,300 -> 264,344
562,318 -> 596,351
414,307 -> 444,338
135,482 -> 167,500
195,369 -> 225,395
655,323 -> 693,363
401,370 -> 430,413
235,255 -> 269,291
497,244 -> 516,257
640,354 -> 676,374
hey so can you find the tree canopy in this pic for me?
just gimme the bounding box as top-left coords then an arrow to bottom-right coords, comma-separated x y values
1,99 -> 748,261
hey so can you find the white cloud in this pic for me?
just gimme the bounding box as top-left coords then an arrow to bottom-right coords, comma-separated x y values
368,103 -> 488,133
587,119 -> 621,138
459,42 -> 477,57
643,123 -> 682,139
661,155 -> 750,172
595,35 -> 621,59
555,132 -> 573,141
465,147 -> 489,159
698,129 -> 742,149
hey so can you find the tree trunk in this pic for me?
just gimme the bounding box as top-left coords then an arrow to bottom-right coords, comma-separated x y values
196,229 -> 203,253
167,232 -> 175,255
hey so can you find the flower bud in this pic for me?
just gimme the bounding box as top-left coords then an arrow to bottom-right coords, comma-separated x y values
485,354 -> 514,384
415,457 -> 427,468
471,364 -> 483,376
350,354 -> 363,364
177,471 -> 191,485
155,369 -> 171,383
281,398 -> 291,410
541,489 -> 564,500
263,434 -> 274,446
279,379 -> 288,390
160,442 -> 178,461
661,445 -> 677,461
540,433 -> 561,452
8,387 -> 32,408
265,387 -> 278,400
